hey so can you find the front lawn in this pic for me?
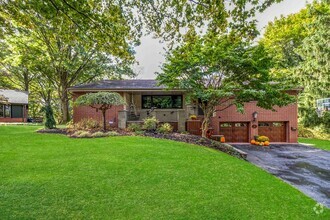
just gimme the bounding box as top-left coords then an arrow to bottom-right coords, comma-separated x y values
0,126 -> 329,219
299,137 -> 330,151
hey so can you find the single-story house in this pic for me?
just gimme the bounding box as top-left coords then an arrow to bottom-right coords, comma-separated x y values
0,89 -> 28,123
69,80 -> 300,143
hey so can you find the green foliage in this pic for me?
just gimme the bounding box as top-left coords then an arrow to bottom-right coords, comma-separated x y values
127,123 -> 142,132
133,130 -> 145,136
298,125 -> 315,138
76,131 -> 92,138
157,123 -> 173,134
262,1 -> 330,128
40,105 -> 56,129
91,131 -> 119,138
91,131 -> 108,138
74,118 -> 101,131
157,32 -> 294,137
143,117 -> 159,131
75,92 -> 126,107
298,125 -> 330,140
2,126 -> 327,219
75,92 -> 126,131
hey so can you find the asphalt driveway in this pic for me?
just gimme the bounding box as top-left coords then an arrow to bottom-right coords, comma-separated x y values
233,144 -> 330,208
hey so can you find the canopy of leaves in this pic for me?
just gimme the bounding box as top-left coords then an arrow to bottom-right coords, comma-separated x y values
157,31 -> 294,113
75,92 -> 126,107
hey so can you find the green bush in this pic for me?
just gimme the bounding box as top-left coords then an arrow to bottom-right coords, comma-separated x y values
127,123 -> 142,132
91,131 -> 108,138
107,131 -> 119,136
298,125 -> 315,138
143,117 -> 159,131
75,131 -> 92,138
75,118 -> 101,130
157,123 -> 173,134
134,130 -> 145,136
41,105 -> 56,129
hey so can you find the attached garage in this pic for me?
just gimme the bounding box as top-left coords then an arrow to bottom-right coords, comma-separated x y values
219,122 -> 249,143
258,122 -> 287,142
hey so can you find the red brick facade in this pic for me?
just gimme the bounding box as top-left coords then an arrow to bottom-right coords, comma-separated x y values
211,101 -> 298,143
0,105 -> 28,123
72,92 -> 124,129
72,91 -> 299,143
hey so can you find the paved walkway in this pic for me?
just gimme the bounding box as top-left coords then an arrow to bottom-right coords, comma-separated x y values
233,144 -> 330,208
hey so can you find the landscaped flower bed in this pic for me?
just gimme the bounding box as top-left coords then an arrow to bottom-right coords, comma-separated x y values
251,135 -> 270,146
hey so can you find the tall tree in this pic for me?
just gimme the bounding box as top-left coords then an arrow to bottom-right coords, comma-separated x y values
157,32 -> 294,137
0,0 -> 284,123
261,0 -> 330,127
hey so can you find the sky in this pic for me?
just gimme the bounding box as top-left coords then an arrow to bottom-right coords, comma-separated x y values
133,0 -> 313,79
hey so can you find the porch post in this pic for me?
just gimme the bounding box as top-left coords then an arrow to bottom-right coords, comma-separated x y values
118,110 -> 128,129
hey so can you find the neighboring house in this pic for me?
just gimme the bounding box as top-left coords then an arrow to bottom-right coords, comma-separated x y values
69,80 -> 300,143
0,89 -> 29,123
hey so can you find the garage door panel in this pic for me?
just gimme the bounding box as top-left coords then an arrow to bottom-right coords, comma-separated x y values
220,122 -> 249,143
258,122 -> 286,142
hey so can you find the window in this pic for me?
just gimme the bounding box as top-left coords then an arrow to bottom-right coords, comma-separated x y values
0,105 -> 11,117
258,122 -> 270,127
4,105 -> 11,117
235,123 -> 247,127
142,95 -> 183,109
12,105 -> 23,118
0,104 -> 3,117
220,123 -> 232,128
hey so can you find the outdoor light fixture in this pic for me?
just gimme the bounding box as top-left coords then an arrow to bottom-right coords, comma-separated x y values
252,111 -> 258,122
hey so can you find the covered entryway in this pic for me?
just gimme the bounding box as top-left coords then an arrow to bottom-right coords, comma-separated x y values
219,122 -> 249,142
258,122 -> 287,142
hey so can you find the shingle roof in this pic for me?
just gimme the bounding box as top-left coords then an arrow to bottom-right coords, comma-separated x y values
0,89 -> 28,104
69,80 -> 167,91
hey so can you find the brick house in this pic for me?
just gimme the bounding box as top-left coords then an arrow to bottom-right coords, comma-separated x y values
0,89 -> 28,123
69,80 -> 300,143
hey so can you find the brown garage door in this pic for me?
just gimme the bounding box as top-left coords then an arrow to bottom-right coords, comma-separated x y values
219,122 -> 249,142
258,122 -> 287,142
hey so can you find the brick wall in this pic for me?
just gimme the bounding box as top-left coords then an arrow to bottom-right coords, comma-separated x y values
72,92 -> 124,128
210,100 -> 298,143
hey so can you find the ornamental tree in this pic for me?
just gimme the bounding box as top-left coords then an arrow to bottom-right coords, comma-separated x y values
75,92 -> 126,131
157,32 -> 295,138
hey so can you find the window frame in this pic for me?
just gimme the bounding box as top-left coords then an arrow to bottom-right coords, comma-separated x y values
141,95 -> 183,109
0,104 -> 4,118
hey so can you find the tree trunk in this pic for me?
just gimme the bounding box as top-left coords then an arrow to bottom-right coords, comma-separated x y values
59,86 -> 70,124
102,109 -> 107,131
201,106 -> 214,138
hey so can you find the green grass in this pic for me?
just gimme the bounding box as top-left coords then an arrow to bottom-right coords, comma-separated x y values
299,137 -> 330,151
0,126 -> 329,219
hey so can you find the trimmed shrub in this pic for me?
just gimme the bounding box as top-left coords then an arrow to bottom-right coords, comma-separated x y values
143,117 -> 159,131
157,123 -> 173,134
107,131 -> 119,136
75,118 -> 101,130
134,130 -> 145,136
77,131 -> 92,138
91,131 -> 108,138
127,123 -> 142,132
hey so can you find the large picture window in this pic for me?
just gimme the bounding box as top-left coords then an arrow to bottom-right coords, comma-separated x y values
142,95 -> 183,109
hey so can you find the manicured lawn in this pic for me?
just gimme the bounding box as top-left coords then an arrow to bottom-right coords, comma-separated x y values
299,137 -> 330,151
0,126 -> 329,219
